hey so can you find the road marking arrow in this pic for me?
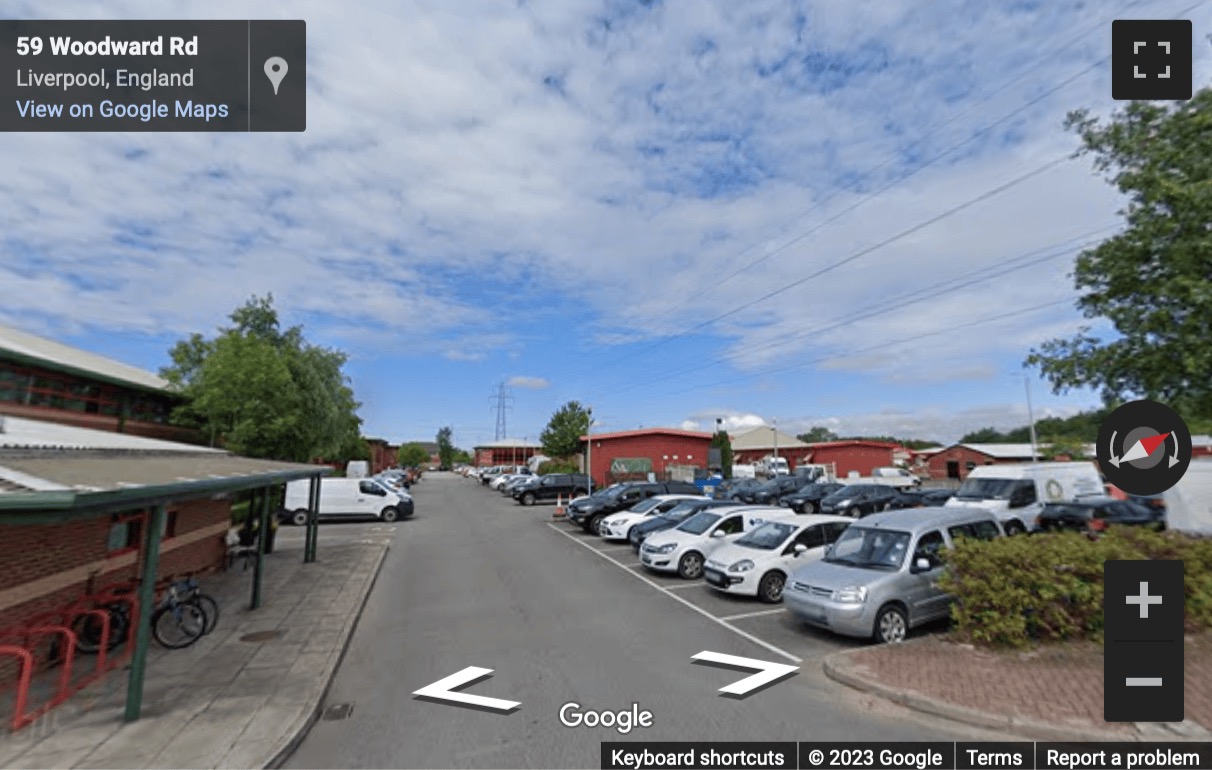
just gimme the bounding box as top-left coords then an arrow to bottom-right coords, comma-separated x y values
691,650 -> 799,698
412,666 -> 520,713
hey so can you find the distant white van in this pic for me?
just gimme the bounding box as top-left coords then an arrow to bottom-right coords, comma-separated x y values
1165,460 -> 1212,535
945,462 -> 1103,534
345,460 -> 370,478
282,477 -> 413,526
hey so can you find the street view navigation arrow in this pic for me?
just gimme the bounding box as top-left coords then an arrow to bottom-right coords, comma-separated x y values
691,650 -> 799,699
412,666 -> 520,713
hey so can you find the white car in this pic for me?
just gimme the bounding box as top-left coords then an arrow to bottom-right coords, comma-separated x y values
490,472 -> 530,490
640,505 -> 784,579
703,514 -> 853,603
598,495 -> 703,541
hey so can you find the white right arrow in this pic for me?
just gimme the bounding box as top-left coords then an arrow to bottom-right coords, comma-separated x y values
692,650 -> 799,697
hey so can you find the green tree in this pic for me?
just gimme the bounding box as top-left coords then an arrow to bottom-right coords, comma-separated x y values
540,401 -> 590,459
710,429 -> 734,478
451,448 -> 473,466
796,426 -> 838,443
1041,435 -> 1088,460
332,433 -> 372,467
398,442 -> 431,468
1027,89 -> 1212,421
436,426 -> 455,470
161,294 -> 363,461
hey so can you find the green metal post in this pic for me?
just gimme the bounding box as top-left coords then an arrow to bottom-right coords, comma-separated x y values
124,504 -> 166,722
251,487 -> 270,610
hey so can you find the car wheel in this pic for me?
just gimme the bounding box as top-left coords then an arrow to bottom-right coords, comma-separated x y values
588,514 -> 605,535
678,551 -> 705,580
873,604 -> 908,644
290,509 -> 308,526
1004,520 -> 1026,536
521,492 -> 535,506
380,506 -> 399,523
757,571 -> 785,603
810,501 -> 821,513
847,505 -> 862,518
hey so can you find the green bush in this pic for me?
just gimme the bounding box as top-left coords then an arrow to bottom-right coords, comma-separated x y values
538,460 -> 580,474
939,528 -> 1212,648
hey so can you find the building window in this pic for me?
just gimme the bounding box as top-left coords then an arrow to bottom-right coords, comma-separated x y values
107,512 -> 144,554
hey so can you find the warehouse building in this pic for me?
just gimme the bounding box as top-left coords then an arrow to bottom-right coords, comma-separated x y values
580,428 -> 713,488
925,443 -> 1044,481
474,438 -> 541,467
729,426 -> 809,469
801,439 -> 905,478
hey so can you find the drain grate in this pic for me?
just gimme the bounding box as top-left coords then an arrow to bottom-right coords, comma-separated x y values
322,703 -> 354,721
239,630 -> 283,643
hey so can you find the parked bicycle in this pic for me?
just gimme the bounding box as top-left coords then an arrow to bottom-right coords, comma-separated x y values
152,577 -> 220,649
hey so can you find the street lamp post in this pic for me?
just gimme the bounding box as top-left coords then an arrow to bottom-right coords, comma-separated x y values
1024,371 -> 1039,462
773,418 -> 779,459
586,407 -> 594,492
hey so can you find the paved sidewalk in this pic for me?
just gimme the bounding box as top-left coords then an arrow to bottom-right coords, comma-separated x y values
824,634 -> 1212,741
0,542 -> 388,769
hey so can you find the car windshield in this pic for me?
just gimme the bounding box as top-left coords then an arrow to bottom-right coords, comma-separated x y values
735,521 -> 796,550
954,478 -> 1019,500
629,497 -> 665,513
658,502 -> 702,520
825,527 -> 911,569
756,480 -> 781,492
677,511 -> 722,535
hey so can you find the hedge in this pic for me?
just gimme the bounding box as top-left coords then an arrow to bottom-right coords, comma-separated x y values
938,527 -> 1212,648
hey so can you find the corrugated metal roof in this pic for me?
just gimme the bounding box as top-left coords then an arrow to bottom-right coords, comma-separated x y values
0,415 -> 221,453
955,443 -> 1042,458
729,426 -> 808,451
0,323 -> 173,393
0,451 -> 321,495
578,428 -> 713,442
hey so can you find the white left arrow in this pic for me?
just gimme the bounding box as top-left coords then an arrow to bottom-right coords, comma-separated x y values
412,666 -> 520,712
692,650 -> 799,698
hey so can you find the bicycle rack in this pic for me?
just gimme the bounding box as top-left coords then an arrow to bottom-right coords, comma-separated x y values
0,645 -> 35,731
0,626 -> 76,726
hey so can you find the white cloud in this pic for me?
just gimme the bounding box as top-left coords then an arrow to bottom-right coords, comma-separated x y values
507,375 -> 550,389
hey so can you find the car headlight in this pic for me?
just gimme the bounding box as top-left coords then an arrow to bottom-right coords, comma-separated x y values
728,559 -> 755,573
835,586 -> 868,604
835,499 -> 851,507
653,543 -> 677,554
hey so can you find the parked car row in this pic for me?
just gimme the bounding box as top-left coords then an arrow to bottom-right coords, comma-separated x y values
555,483 -> 1011,643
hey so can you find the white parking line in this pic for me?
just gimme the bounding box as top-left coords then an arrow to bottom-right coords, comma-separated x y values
546,523 -> 802,664
659,583 -> 704,591
595,545 -> 634,552
719,608 -> 787,622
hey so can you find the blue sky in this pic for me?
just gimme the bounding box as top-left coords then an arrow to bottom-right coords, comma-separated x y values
4,0 -> 1211,448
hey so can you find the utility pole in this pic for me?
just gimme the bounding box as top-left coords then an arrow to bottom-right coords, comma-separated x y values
490,382 -> 513,441
586,407 -> 593,492
1024,370 -> 1039,462
773,418 -> 779,459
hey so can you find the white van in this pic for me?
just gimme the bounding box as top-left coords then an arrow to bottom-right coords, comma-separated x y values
282,477 -> 413,525
345,460 -> 370,479
1164,460 -> 1212,535
944,462 -> 1103,534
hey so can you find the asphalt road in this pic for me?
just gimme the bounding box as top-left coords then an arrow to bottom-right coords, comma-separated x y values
285,473 -> 1006,769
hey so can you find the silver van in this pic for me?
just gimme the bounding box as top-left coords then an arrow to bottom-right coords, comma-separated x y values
783,507 -> 1003,643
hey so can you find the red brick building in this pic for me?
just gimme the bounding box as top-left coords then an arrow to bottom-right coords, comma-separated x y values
474,439 -> 541,467
0,323 -> 200,445
580,428 -> 713,488
801,440 -> 905,478
925,443 -> 1041,481
366,438 -> 399,474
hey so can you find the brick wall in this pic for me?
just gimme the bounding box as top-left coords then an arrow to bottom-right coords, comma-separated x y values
587,434 -> 712,488
0,497 -> 231,634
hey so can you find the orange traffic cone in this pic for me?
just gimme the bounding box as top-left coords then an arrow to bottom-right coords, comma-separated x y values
554,494 -> 565,519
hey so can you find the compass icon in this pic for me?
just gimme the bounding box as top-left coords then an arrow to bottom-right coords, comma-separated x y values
1097,399 -> 1192,496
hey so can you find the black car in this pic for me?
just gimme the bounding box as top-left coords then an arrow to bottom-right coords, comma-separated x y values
1035,497 -> 1164,534
628,499 -> 736,551
736,476 -> 804,504
779,482 -> 845,513
511,473 -> 591,505
566,481 -> 702,533
819,484 -> 901,517
712,478 -> 761,501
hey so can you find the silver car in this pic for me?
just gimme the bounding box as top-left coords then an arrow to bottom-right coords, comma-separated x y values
783,507 -> 1003,643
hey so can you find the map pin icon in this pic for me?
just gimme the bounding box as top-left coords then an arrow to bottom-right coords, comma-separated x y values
264,57 -> 288,95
